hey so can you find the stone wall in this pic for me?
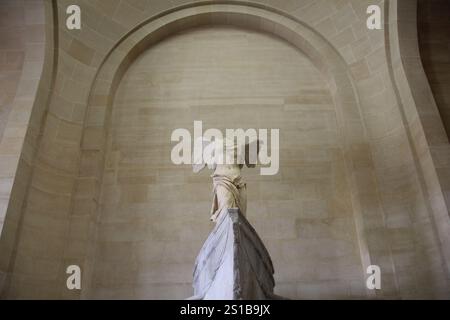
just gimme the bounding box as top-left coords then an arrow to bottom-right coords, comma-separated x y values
388,0 -> 450,297
91,26 -> 364,299
0,0 -> 55,297
0,0 -> 449,299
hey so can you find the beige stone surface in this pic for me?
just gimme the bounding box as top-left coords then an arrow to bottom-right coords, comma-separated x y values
89,26 -> 362,299
0,0 -> 449,299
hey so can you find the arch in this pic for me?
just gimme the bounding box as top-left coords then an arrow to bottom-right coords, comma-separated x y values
76,2 -> 379,295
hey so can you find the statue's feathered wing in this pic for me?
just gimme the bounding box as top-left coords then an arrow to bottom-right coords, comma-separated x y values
192,137 -> 262,172
192,137 -> 217,173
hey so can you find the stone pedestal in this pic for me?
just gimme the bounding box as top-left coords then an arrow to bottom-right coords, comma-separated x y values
189,208 -> 281,300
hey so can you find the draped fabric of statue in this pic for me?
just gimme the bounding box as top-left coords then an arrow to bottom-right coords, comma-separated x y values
189,137 -> 282,300
189,208 -> 278,300
210,174 -> 247,222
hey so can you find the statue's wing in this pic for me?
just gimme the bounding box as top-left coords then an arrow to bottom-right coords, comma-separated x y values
245,139 -> 261,168
192,137 -> 216,173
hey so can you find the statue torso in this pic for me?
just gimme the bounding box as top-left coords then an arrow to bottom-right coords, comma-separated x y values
213,163 -> 242,179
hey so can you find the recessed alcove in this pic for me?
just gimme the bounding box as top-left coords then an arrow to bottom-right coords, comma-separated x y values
89,25 -> 364,299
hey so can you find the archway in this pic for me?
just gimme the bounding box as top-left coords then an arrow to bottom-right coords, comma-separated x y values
76,3 -> 379,299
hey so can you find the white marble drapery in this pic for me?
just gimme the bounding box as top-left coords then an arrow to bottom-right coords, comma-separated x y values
188,208 -> 281,300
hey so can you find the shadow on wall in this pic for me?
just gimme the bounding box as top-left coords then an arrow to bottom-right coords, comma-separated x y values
418,0 -> 450,139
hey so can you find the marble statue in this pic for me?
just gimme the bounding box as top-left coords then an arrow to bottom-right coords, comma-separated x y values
192,137 -> 258,222
188,137 -> 282,300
